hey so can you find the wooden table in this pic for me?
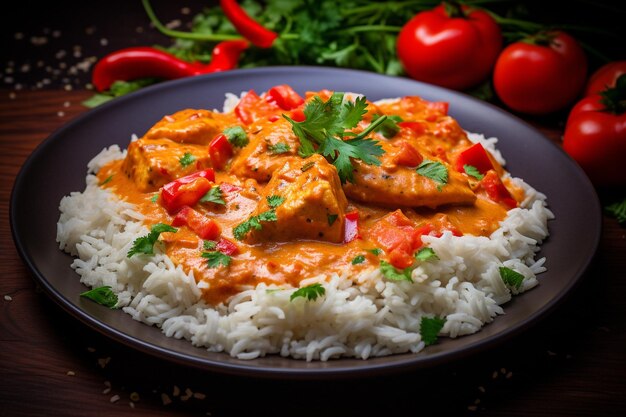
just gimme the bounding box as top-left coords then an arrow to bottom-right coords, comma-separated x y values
1,88 -> 625,417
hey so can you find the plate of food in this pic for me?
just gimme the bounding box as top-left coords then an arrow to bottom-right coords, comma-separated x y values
10,66 -> 601,378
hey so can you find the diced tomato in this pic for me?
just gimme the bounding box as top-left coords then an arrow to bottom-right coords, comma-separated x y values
398,121 -> 426,135
481,170 -> 517,209
161,169 -> 215,214
369,210 -> 427,269
394,141 -> 424,167
216,238 -> 239,255
265,85 -> 305,110
171,205 -> 220,240
289,108 -> 306,122
209,134 -> 233,170
344,210 -> 360,243
455,143 -> 494,174
427,101 -> 449,115
234,90 -> 261,124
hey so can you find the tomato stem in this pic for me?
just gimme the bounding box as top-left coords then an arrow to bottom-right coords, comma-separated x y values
600,74 -> 626,114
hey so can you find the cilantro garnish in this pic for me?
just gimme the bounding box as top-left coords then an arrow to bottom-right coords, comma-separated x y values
127,223 -> 177,257
233,210 -> 278,240
223,126 -> 249,147
415,247 -> 439,262
200,185 -> 225,205
99,175 -> 113,186
372,114 -> 403,139
327,214 -> 338,226
150,194 -> 159,203
301,161 -> 315,172
80,286 -> 118,308
606,197 -> 626,225
416,160 -> 448,187
368,248 -> 382,256
420,316 -> 446,346
202,251 -> 232,268
179,152 -> 196,167
499,266 -> 524,289
266,195 -> 285,208
290,283 -> 326,302
352,255 -> 366,265
463,164 -> 484,180
283,93 -> 386,183
268,142 -> 291,154
203,240 -> 217,250
379,260 -> 413,282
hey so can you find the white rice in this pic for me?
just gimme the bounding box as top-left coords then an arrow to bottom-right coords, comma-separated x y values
56,96 -> 553,361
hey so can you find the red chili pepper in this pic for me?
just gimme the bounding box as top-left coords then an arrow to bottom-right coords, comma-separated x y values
481,170 -> 517,209
219,0 -> 278,48
265,85 -> 305,110
455,143 -> 494,175
92,40 -> 249,92
161,169 -> 215,214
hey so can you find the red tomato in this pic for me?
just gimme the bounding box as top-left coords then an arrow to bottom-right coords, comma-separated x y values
265,85 -> 304,110
396,4 -> 502,90
562,83 -> 626,186
216,238 -> 239,255
492,31 -> 588,115
208,133 -> 233,170
584,61 -> 626,97
481,170 -> 517,209
160,169 -> 215,214
171,206 -> 220,240
394,141 -> 423,167
369,211 -> 426,269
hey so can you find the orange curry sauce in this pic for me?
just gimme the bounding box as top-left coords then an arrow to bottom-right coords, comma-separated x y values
97,87 -> 523,305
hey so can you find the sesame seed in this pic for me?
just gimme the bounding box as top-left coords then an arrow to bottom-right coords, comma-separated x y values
136,26 -> 144,33
467,405 -> 478,412
64,101 -> 71,107
492,371 -> 498,379
85,26 -> 96,35
104,381 -> 111,387
31,36 -> 48,46
15,84 -> 23,90
14,32 -> 24,40
55,50 -> 67,59
20,64 -> 31,73
506,371 -> 513,379
97,356 -> 111,368
36,61 -> 44,67
129,402 -> 135,409
4,77 -> 14,84
165,19 -> 181,30
161,393 -> 172,406
478,386 -> 485,393
52,30 -> 62,38
64,84 -> 73,91
547,350 -> 556,356
100,38 -> 109,46
500,367 -> 506,374
6,67 -> 14,74
57,111 -> 65,117
85,83 -> 94,90
66,371 -> 75,376
172,385 -> 180,396
4,294 -> 13,300
193,392 -> 206,400
181,7 -> 191,15
87,347 -> 96,352
102,388 -> 111,394
110,394 -> 120,403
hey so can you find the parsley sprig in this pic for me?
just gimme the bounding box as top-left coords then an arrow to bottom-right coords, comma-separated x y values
290,283 -> 326,302
284,93 -> 386,183
127,223 -> 177,257
420,316 -> 446,346
232,195 -> 284,240
80,286 -> 118,308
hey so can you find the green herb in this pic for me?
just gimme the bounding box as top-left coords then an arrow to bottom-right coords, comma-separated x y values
82,78 -> 160,108
606,198 -> 626,224
127,223 -> 177,257
367,248 -> 382,255
463,164 -> 484,180
372,114 -> 403,138
265,288 -> 283,294
266,195 -> 285,208
224,126 -> 249,147
99,175 -> 113,186
203,240 -> 217,250
352,255 -> 366,265
379,260 -> 413,282
327,214 -> 338,226
284,93 -> 386,183
202,251 -> 232,268
420,316 -> 446,346
233,210 -> 278,240
80,286 -> 118,308
415,247 -> 439,262
200,186 -> 225,205
301,161 -> 315,172
268,142 -> 291,154
416,160 -> 448,187
179,152 -> 196,167
290,283 -> 326,302
499,266 -> 524,289
150,194 -> 159,203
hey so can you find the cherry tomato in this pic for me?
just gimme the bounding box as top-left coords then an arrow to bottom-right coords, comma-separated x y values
396,4 -> 502,90
584,60 -> 626,96
562,76 -> 626,186
492,31 -> 588,115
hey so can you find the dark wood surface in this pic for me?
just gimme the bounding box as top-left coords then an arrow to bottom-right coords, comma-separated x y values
2,1 -> 626,416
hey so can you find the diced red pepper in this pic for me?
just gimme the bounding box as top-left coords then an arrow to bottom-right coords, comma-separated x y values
265,84 -> 305,110
161,169 -> 215,214
216,238 -> 239,255
427,101 -> 449,115
289,108 -> 306,122
394,141 -> 424,167
398,121 -> 426,135
481,170 -> 517,209
455,143 -> 494,174
268,115 -> 281,122
171,206 -> 221,240
209,134 -> 233,170
344,210 -> 360,243
234,90 -> 261,124
369,210 -> 427,269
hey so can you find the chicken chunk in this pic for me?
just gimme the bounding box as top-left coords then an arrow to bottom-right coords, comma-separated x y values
245,154 -> 348,243
144,109 -> 233,145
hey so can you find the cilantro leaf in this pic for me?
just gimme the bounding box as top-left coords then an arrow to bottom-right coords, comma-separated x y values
290,283 -> 326,302
606,198 -> 626,224
223,126 -> 249,147
127,223 -> 177,257
203,240 -> 217,250
150,194 -> 159,203
200,186 -> 225,205
202,251 -> 232,268
233,210 -> 278,240
268,142 -> 291,154
352,255 -> 366,265
318,136 -> 383,183
416,160 -> 448,186
379,260 -> 413,282
499,266 -> 524,289
80,286 -> 118,308
266,195 -> 285,208
463,164 -> 484,180
368,248 -> 382,255
372,114 -> 403,138
420,316 -> 446,346
327,214 -> 338,226
179,152 -> 196,167
99,175 -> 113,186
415,247 -> 439,262
301,161 -> 315,172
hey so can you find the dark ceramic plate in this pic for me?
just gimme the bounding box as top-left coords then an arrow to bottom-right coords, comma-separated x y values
10,66 -> 601,379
